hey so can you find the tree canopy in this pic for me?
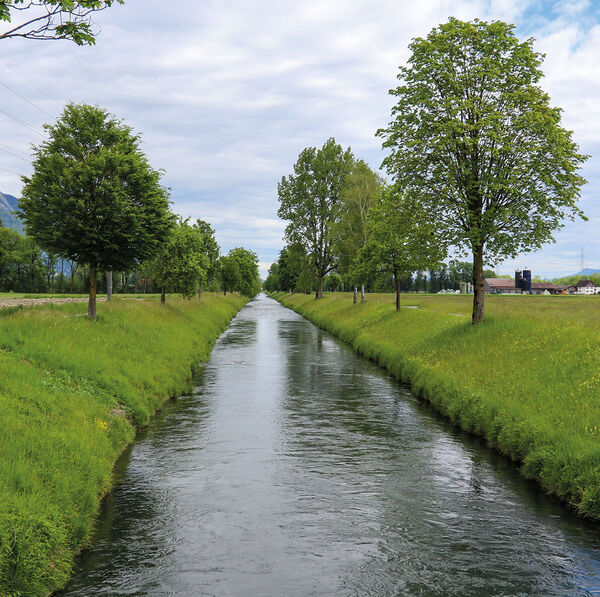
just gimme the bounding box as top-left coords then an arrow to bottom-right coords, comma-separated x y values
354,187 -> 444,310
378,17 -> 588,322
20,102 -> 173,317
0,0 -> 123,44
278,137 -> 355,299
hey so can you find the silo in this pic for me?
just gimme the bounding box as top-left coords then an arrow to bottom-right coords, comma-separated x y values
522,269 -> 532,293
515,270 -> 523,291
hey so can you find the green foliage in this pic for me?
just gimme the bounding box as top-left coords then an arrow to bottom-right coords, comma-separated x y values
219,254 -> 241,295
273,291 -> 600,520
378,18 -> 588,321
21,103 -> 173,273
192,220 -> 220,287
0,294 -> 247,595
333,160 -> 383,283
149,218 -> 209,300
227,247 -> 261,297
0,1 -> 124,45
278,138 -> 355,297
354,188 -> 445,308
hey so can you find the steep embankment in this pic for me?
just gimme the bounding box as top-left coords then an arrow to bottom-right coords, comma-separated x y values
0,294 -> 247,596
273,292 -> 600,520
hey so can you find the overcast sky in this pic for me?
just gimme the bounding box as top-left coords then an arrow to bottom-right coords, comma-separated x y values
0,0 -> 598,278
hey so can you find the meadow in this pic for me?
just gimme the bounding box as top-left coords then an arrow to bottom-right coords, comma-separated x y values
273,291 -> 600,520
0,294 -> 247,596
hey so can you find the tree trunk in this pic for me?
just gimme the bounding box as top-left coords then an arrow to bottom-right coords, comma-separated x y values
361,284 -> 365,303
198,280 -> 202,300
353,286 -> 357,304
315,275 -> 323,299
107,271 -> 113,301
161,284 -> 166,304
472,246 -> 485,324
223,285 -> 227,296
88,265 -> 97,319
394,270 -> 400,312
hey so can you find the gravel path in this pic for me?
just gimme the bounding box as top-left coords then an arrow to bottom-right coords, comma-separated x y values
0,297 -> 106,309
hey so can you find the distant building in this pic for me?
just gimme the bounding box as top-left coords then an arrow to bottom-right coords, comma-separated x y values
570,279 -> 600,295
530,282 -> 564,295
484,278 -> 521,294
484,270 -> 566,295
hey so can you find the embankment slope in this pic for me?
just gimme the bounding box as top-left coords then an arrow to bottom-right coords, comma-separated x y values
0,294 -> 247,596
273,292 -> 600,521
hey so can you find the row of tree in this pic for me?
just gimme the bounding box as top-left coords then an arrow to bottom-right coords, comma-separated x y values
0,103 -> 260,316
270,18 -> 588,323
264,253 -> 501,296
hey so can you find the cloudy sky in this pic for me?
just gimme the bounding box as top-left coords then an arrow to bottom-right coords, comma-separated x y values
0,0 -> 598,278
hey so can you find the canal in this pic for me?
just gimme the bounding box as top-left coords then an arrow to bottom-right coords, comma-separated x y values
62,294 -> 600,596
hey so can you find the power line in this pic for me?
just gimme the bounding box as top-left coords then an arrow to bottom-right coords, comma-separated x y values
0,77 -> 54,118
0,165 -> 23,176
0,142 -> 29,157
0,57 -> 54,101
0,146 -> 29,162
0,108 -> 45,137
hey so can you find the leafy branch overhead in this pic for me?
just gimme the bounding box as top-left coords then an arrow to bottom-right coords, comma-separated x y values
0,0 -> 123,44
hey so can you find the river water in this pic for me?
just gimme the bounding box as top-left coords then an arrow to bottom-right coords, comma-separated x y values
62,294 -> 600,596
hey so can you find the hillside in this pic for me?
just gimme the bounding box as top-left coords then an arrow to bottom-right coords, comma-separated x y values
0,191 -> 24,234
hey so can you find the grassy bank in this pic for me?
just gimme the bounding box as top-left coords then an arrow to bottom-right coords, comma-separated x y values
0,294 -> 247,596
272,291 -> 600,520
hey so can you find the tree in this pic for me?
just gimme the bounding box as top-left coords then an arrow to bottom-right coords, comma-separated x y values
278,137 -> 355,299
20,103 -> 173,318
0,0 -> 123,44
334,160 -> 383,302
219,254 -> 240,296
228,247 -> 260,297
192,219 -> 219,299
378,18 -> 588,323
149,218 -> 208,304
354,188 -> 444,311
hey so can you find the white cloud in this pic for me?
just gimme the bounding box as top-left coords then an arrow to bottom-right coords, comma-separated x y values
0,0 -> 598,276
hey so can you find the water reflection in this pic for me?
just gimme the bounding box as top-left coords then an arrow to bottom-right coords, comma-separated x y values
62,294 -> 600,596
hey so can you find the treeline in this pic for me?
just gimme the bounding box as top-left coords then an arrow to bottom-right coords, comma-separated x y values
268,19 -> 587,324
0,220 -> 260,299
265,249 -> 501,295
0,103 -> 260,315
265,140 -> 500,304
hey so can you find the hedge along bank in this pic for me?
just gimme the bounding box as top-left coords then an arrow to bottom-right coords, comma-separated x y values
0,294 -> 248,596
272,291 -> 600,521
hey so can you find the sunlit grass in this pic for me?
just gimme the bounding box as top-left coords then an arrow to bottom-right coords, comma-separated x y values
273,291 -> 600,520
0,293 -> 247,596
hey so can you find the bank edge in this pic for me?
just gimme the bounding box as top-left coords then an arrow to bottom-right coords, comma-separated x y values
272,292 -> 600,523
0,294 -> 248,596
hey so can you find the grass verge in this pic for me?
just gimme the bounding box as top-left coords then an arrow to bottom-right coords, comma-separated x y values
0,294 -> 247,596
272,291 -> 600,520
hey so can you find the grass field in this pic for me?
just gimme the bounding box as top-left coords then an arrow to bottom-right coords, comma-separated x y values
273,291 -> 600,520
0,294 -> 247,596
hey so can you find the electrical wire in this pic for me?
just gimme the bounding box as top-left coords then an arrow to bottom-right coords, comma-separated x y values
0,108 -> 45,136
0,77 -> 53,118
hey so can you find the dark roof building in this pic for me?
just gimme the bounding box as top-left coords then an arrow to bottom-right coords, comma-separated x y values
484,278 -> 521,294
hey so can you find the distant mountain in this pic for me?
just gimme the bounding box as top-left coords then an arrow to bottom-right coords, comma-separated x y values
0,191 -> 24,234
571,268 -> 600,277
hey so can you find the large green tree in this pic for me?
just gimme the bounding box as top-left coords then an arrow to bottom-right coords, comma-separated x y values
228,247 -> 260,297
149,218 -> 209,304
20,103 -> 173,318
354,188 -> 444,311
378,18 -> 588,323
0,0 -> 123,44
192,219 -> 220,299
334,160 -> 383,302
278,137 -> 355,299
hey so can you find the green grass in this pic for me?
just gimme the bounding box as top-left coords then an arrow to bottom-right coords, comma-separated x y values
273,291 -> 600,520
0,293 -> 247,596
